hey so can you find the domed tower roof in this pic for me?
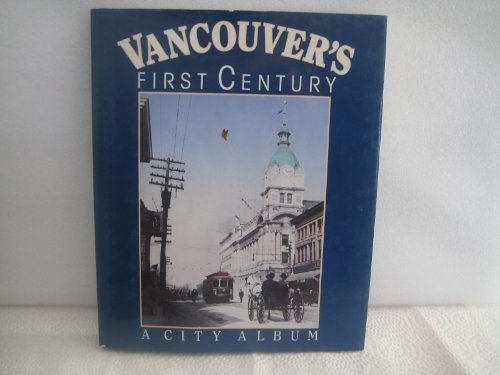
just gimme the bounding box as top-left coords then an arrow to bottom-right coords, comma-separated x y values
268,123 -> 300,168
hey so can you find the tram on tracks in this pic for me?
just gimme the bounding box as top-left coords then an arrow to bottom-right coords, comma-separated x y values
202,271 -> 234,303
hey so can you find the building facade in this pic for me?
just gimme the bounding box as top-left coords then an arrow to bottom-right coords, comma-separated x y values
220,121 -> 305,293
284,201 -> 324,302
290,201 -> 324,276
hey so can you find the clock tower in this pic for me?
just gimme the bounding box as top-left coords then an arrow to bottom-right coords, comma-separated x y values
219,102 -> 306,292
261,115 -> 305,220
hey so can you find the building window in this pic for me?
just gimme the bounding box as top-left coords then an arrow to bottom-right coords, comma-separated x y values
287,193 -> 292,203
318,239 -> 322,259
282,234 -> 289,246
281,251 -> 288,264
280,193 -> 285,203
318,219 -> 322,232
313,241 -> 316,260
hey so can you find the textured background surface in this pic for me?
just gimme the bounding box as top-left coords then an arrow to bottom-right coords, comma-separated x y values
1,0 -> 500,307
1,306 -> 499,374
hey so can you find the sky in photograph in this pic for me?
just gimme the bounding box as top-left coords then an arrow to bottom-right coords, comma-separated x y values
140,93 -> 330,288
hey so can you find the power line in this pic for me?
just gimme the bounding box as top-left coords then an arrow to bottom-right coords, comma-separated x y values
172,95 -> 181,159
159,95 -> 165,158
180,95 -> 192,161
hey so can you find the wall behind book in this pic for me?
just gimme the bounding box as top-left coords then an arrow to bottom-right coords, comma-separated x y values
0,0 -> 498,307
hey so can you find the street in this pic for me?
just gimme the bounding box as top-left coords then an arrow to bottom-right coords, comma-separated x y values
143,299 -> 319,329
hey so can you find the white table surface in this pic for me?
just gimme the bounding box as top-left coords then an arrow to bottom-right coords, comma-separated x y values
1,306 -> 498,374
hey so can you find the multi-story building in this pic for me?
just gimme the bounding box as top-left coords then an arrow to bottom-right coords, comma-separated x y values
220,121 -> 305,292
139,97 -> 152,163
290,201 -> 324,278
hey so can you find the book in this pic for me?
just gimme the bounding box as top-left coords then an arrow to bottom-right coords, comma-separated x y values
92,9 -> 387,352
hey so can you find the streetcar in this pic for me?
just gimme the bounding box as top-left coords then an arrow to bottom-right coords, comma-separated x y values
202,271 -> 234,303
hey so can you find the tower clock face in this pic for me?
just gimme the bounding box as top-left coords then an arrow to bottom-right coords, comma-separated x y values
283,165 -> 293,176
267,165 -> 278,177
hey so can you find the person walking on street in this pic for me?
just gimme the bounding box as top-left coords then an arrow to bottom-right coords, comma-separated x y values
239,289 -> 244,303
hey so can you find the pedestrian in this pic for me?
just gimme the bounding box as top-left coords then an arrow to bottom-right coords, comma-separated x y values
191,288 -> 198,303
239,289 -> 244,303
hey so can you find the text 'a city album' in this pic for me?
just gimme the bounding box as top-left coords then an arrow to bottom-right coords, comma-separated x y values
91,9 -> 386,352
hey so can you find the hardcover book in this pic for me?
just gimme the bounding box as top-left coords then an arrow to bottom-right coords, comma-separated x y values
91,9 -> 387,352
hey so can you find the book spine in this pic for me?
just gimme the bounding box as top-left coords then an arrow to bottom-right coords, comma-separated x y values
91,9 -> 108,347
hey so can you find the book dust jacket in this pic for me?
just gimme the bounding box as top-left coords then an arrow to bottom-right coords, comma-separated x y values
91,9 -> 386,352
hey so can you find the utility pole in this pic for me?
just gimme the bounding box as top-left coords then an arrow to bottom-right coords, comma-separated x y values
150,157 -> 185,289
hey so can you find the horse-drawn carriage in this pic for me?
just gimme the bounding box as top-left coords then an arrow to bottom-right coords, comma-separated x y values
247,274 -> 305,324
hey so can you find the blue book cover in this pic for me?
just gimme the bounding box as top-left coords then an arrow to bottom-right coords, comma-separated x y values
91,9 -> 386,352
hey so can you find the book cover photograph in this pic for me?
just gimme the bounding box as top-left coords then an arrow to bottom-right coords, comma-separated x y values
92,9 -> 387,352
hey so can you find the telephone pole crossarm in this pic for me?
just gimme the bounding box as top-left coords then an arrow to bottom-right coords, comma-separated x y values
169,167 -> 185,173
168,176 -> 184,182
151,165 -> 167,170
148,156 -> 186,289
150,180 -> 166,187
150,172 -> 166,179
167,183 -> 184,191
169,160 -> 186,165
